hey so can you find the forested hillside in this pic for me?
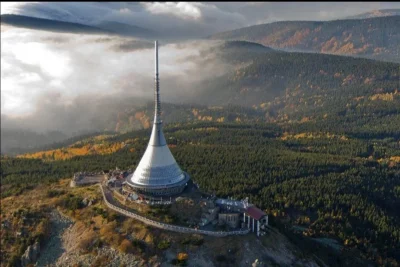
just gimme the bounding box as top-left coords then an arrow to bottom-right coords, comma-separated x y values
210,16 -> 400,63
67,40 -> 400,142
2,121 -> 399,265
194,41 -> 400,135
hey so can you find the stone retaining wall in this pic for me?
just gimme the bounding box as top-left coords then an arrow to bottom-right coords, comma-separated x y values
70,176 -> 104,187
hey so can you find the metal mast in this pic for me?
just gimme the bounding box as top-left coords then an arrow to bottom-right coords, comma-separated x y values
149,40 -> 166,147
154,40 -> 161,124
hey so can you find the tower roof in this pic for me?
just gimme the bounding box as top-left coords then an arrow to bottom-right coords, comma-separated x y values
127,41 -> 189,190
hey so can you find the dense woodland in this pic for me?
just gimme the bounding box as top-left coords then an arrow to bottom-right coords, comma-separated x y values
1,119 -> 399,265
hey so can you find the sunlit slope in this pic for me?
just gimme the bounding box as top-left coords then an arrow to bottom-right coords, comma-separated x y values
17,135 -> 128,160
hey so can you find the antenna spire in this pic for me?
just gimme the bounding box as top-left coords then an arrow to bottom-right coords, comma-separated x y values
154,40 -> 161,123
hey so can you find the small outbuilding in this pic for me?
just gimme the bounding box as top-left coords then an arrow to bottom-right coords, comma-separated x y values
244,206 -> 268,236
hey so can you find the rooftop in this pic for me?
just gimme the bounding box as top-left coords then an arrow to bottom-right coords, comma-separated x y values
245,206 -> 266,220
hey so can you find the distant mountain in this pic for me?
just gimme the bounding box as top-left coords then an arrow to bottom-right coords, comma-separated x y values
0,14 -> 162,39
85,40 -> 400,142
190,40 -> 400,139
0,128 -> 68,155
94,20 -> 159,39
203,40 -> 274,65
343,9 -> 400,20
197,40 -> 399,103
0,14 -> 114,35
218,40 -> 274,53
210,16 -> 400,63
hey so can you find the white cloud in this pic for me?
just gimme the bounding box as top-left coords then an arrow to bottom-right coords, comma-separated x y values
1,77 -> 34,114
19,72 -> 42,83
12,42 -> 72,79
0,2 -> 32,15
49,79 -> 64,88
143,2 -> 202,20
0,58 -> 12,72
0,26 -> 227,117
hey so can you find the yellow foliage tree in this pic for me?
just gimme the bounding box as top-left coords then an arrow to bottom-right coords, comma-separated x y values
118,239 -> 134,254
177,252 -> 188,261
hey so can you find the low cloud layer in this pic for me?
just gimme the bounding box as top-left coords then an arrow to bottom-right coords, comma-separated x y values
1,24 -> 230,135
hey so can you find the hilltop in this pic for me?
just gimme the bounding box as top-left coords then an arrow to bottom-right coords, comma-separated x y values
2,120 -> 399,265
0,180 -> 331,266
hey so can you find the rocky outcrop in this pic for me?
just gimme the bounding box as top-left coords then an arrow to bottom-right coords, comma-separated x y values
21,241 -> 40,267
35,210 -> 73,266
81,197 -> 93,207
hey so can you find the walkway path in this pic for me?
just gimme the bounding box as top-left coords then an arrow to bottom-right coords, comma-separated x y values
99,184 -> 250,237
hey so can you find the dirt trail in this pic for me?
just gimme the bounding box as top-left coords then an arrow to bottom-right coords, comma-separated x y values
36,210 -> 73,266
37,209 -> 144,267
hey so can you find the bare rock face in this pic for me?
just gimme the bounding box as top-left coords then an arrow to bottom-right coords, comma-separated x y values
21,241 -> 40,266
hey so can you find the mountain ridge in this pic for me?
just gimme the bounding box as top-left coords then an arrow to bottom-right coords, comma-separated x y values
93,20 -> 159,39
210,15 -> 400,63
0,14 -> 161,39
0,14 -> 114,35
343,8 -> 400,20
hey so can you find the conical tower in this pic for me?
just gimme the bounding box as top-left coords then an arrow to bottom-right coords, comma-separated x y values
127,41 -> 190,196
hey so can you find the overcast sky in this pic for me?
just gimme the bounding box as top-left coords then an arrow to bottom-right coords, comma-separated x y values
1,2 -> 400,133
